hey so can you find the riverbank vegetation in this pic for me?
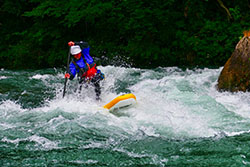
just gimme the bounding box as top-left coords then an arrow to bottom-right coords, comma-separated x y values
1,0 -> 250,69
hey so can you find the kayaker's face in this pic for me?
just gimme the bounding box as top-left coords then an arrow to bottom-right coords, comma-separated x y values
74,52 -> 81,60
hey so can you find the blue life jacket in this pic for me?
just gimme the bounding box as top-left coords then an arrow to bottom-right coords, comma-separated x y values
82,47 -> 94,64
69,57 -> 86,78
69,47 -> 95,79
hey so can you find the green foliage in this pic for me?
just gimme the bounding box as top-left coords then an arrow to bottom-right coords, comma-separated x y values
0,0 -> 250,69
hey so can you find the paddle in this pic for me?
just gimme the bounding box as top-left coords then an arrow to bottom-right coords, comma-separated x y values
62,47 -> 71,98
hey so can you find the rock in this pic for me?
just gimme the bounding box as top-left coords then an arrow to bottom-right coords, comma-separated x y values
217,30 -> 250,92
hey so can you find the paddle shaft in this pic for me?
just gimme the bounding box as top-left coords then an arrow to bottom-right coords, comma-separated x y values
63,48 -> 71,98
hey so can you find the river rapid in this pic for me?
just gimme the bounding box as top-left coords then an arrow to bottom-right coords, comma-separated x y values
0,66 -> 250,166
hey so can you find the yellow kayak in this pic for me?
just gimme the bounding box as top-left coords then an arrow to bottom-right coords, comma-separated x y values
103,93 -> 136,111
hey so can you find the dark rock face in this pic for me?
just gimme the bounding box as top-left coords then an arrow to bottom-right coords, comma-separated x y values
217,32 -> 250,92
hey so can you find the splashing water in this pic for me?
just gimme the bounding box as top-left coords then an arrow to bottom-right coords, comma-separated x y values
0,66 -> 250,166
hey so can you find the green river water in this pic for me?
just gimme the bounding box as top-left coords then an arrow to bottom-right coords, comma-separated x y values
0,66 -> 250,166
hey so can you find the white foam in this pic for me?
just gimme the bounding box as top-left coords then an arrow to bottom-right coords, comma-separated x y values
30,74 -> 50,80
225,130 -> 250,137
29,66 -> 250,139
2,66 -> 250,139
0,100 -> 25,116
35,96 -> 101,114
69,160 -> 98,165
0,123 -> 17,130
28,135 -> 59,149
0,76 -> 7,79
1,135 -> 59,150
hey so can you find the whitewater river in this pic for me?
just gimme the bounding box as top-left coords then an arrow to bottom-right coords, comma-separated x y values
0,66 -> 250,166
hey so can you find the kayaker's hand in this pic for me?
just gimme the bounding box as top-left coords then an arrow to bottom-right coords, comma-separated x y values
68,41 -> 75,46
65,73 -> 70,78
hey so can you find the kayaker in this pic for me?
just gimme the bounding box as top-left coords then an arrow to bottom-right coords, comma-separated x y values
65,41 -> 104,100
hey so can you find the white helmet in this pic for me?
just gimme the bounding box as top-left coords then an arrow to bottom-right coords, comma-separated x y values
70,46 -> 81,55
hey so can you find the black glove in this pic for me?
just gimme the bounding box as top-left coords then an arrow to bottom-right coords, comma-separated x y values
74,41 -> 89,49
